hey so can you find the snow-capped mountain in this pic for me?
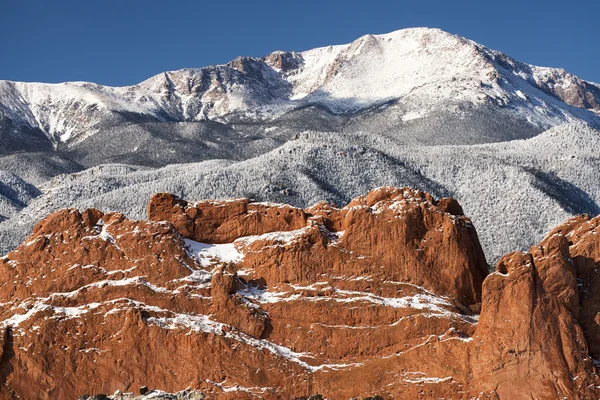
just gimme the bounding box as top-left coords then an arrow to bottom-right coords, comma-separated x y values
1,27 -> 599,147
1,27 -> 600,263
4,27 -> 600,399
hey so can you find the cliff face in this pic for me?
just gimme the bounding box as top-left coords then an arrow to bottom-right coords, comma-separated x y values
0,187 -> 598,399
147,188 -> 488,306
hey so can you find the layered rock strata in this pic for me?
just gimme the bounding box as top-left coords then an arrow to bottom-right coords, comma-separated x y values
0,187 -> 597,399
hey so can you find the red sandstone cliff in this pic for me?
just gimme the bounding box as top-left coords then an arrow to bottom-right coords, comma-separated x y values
0,187 -> 598,399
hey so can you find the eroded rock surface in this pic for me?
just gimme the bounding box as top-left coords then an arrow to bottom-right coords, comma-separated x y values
148,187 -> 488,306
0,187 -> 599,399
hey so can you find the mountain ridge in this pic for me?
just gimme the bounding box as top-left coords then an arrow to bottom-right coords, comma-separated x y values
1,122 -> 599,263
1,27 -> 599,147
1,28 -> 600,264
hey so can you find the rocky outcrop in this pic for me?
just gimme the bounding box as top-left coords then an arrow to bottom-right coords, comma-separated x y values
542,214 -> 600,361
148,193 -> 310,244
0,206 -> 308,399
1,187 -> 600,399
149,187 -> 488,306
210,265 -> 269,338
470,235 -> 595,399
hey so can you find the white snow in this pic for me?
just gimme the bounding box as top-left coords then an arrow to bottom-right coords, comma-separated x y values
399,372 -> 454,384
183,227 -> 312,267
236,227 -> 310,246
237,284 -> 472,323
330,288 -> 454,314
0,301 -> 101,328
401,110 -> 426,122
184,239 -> 243,267
205,380 -> 264,394
2,27 -> 597,144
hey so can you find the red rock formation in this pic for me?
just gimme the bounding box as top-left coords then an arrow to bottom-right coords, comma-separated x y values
470,236 -> 595,399
542,214 -> 600,361
149,187 -> 488,306
210,264 -> 268,338
147,193 -> 310,243
0,187 -> 598,399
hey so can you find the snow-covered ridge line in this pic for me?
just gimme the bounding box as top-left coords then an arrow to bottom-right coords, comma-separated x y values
1,27 -> 598,145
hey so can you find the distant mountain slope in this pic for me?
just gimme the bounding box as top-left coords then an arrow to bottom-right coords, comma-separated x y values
0,170 -> 41,222
1,28 -> 599,263
1,28 -> 599,151
1,123 -> 598,263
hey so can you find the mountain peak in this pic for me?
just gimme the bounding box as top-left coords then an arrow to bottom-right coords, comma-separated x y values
1,27 -> 599,145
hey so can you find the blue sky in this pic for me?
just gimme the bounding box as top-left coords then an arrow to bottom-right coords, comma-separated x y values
2,0 -> 599,86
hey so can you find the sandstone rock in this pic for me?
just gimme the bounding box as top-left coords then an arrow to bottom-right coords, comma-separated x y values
152,187 -> 488,306
210,264 -> 268,338
0,187 -> 599,399
148,193 -> 310,243
541,214 -> 600,360
471,240 -> 595,399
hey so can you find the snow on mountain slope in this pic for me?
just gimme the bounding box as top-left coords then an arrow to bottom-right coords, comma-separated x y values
291,29 -> 508,110
1,123 -> 598,264
2,28 -> 600,263
0,170 -> 41,222
1,28 -> 599,146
